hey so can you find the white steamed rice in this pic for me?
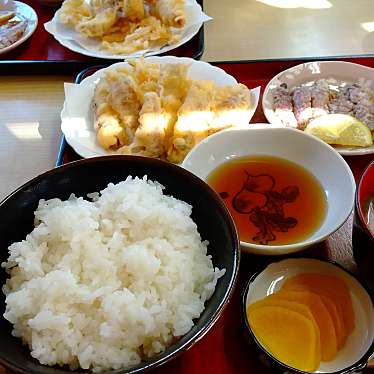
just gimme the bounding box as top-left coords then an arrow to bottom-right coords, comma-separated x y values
1,176 -> 225,372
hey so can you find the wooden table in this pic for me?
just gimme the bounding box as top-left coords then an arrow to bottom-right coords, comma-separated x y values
202,0 -> 374,62
0,0 -> 374,370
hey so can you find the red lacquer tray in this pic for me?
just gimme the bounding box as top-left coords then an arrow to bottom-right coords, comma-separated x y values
57,58 -> 374,374
0,0 -> 204,64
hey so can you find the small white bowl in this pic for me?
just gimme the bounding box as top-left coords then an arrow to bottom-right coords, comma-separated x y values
243,258 -> 374,373
181,126 -> 356,255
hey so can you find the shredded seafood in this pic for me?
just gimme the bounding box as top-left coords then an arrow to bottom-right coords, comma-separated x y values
273,78 -> 374,131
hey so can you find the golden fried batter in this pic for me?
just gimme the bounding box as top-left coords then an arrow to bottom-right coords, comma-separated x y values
92,59 -> 253,163
59,0 -> 185,55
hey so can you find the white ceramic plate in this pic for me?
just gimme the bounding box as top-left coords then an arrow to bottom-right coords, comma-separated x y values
0,1 -> 38,55
245,258 -> 374,373
44,0 -> 209,60
262,61 -> 374,156
61,56 -> 260,159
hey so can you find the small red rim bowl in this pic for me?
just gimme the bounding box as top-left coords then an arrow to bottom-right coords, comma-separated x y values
353,160 -> 374,292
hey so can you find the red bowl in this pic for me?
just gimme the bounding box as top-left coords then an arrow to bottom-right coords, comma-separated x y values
353,160 -> 374,291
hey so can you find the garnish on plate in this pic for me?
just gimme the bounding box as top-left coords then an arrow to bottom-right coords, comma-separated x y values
0,10 -> 28,50
272,78 -> 374,147
304,113 -> 373,147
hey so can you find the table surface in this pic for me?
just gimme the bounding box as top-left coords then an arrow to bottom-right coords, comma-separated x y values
0,75 -> 73,200
2,0 -> 374,62
201,0 -> 374,62
1,0 -> 374,371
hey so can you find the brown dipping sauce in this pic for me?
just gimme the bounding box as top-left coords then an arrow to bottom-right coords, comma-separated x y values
207,156 -> 327,246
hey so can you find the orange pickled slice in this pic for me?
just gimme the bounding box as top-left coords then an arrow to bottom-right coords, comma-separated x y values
274,290 -> 337,361
247,305 -> 320,372
282,273 -> 354,340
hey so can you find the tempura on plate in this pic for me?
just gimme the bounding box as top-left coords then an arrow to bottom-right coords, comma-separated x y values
151,0 -> 185,27
167,81 -> 253,163
92,58 -> 254,163
59,0 -> 185,54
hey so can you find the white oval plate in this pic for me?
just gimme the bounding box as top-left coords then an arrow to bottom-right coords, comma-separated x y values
262,61 -> 374,156
245,258 -> 374,373
0,1 -> 38,55
44,0 -> 209,60
61,56 -> 260,159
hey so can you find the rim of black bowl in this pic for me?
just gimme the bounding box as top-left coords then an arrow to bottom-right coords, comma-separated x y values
356,160 -> 374,241
0,155 -> 241,374
241,258 -> 374,374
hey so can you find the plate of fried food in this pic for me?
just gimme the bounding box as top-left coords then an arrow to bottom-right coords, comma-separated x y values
44,0 -> 210,59
61,56 -> 260,164
0,1 -> 37,54
262,61 -> 374,155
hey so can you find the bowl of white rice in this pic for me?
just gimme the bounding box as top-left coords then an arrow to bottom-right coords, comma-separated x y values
0,156 -> 239,373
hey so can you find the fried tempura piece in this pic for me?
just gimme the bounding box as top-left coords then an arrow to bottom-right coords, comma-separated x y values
60,0 -> 185,55
60,0 -> 93,27
123,0 -> 145,21
100,18 -> 135,42
211,83 -> 252,128
77,8 -> 118,37
167,81 -> 214,163
159,63 -> 190,105
167,81 -> 253,163
159,63 -> 190,145
105,70 -> 141,132
152,0 -> 185,28
128,58 -> 161,100
93,69 -> 141,150
101,16 -> 174,54
90,0 -> 117,9
94,78 -> 128,149
96,111 -> 125,149
93,60 -> 253,164
127,92 -> 169,157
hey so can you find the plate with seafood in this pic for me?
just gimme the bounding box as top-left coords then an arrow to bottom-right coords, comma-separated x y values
262,61 -> 374,155
0,1 -> 37,54
61,56 -> 260,164
44,0 -> 210,59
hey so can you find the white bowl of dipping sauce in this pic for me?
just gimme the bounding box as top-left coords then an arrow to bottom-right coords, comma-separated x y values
182,126 -> 355,255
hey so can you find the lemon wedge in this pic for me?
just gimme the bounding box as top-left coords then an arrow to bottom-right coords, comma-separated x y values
304,114 -> 373,147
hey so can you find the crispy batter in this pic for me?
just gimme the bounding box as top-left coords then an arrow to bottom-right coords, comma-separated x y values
92,60 -> 253,163
122,0 -> 144,21
152,0 -> 185,27
77,8 -> 117,37
59,0 -> 185,55
101,16 -> 174,54
60,0 -> 93,26
167,80 -> 214,163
